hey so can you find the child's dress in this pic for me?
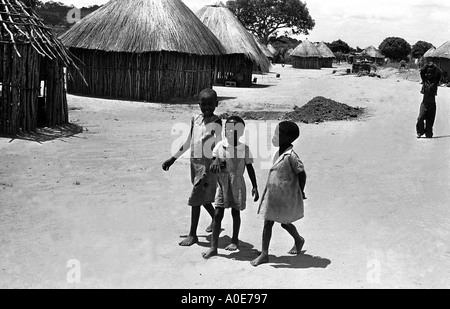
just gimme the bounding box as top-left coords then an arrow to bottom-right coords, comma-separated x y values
188,114 -> 222,207
213,140 -> 253,211
257,146 -> 305,224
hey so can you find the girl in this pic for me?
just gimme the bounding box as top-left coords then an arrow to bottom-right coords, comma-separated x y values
251,121 -> 307,267
202,116 -> 259,259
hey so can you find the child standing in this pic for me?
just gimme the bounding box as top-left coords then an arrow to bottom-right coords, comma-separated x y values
162,88 -> 222,246
251,121 -> 307,267
202,116 -> 259,259
417,62 -> 442,139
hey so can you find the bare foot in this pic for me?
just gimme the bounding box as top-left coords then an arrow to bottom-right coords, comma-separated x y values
288,237 -> 305,255
250,253 -> 269,267
202,248 -> 218,259
179,235 -> 198,247
225,243 -> 238,251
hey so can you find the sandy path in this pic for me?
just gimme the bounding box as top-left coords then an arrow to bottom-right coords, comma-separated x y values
1,64 -> 449,289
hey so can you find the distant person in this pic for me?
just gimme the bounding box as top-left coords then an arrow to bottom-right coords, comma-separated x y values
202,116 -> 259,259
251,121 -> 307,267
162,88 -> 222,246
417,62 -> 442,139
399,60 -> 407,71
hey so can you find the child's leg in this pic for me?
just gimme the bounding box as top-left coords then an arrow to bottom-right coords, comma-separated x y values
416,104 -> 427,137
202,207 -> 224,259
203,203 -> 215,233
425,105 -> 437,138
250,220 -> 274,267
281,223 -> 305,255
179,206 -> 201,246
225,208 -> 241,251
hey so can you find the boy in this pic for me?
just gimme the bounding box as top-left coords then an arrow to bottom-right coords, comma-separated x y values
162,89 -> 222,246
417,62 -> 442,139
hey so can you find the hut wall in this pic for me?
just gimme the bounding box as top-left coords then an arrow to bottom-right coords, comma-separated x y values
292,57 -> 321,69
320,58 -> 334,68
431,58 -> 450,76
215,54 -> 253,87
67,49 -> 216,102
1,44 -> 40,134
0,44 -> 69,135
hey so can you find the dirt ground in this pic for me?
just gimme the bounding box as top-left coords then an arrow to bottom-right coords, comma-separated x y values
1,64 -> 449,289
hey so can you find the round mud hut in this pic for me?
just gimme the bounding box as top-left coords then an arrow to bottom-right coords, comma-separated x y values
196,3 -> 270,87
1,0 -> 79,135
362,46 -> 385,66
315,41 -> 335,68
290,39 -> 322,69
59,0 -> 225,103
426,41 -> 450,76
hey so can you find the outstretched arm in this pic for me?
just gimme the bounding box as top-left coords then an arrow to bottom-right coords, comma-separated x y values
246,164 -> 259,202
162,122 -> 193,171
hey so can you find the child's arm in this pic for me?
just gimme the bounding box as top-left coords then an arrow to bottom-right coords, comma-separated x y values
298,171 -> 307,199
162,120 -> 193,171
246,164 -> 259,202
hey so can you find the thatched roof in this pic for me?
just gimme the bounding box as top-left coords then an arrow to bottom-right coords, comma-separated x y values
430,41 -> 450,59
256,40 -> 274,59
315,42 -> 335,59
60,0 -> 225,55
0,0 -> 77,67
196,4 -> 270,71
267,44 -> 277,55
291,39 -> 322,58
423,46 -> 436,58
362,46 -> 385,59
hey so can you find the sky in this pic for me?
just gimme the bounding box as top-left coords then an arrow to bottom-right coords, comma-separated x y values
44,0 -> 450,49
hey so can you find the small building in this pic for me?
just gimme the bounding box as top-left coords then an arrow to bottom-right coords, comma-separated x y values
315,42 -> 335,68
290,39 -> 322,69
60,0 -> 225,103
1,0 -> 80,135
361,46 -> 385,66
425,41 -> 450,76
196,3 -> 270,86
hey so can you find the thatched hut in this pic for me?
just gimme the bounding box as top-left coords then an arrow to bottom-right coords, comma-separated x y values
267,44 -> 277,59
315,42 -> 335,68
362,46 -> 385,65
426,41 -> 450,76
1,0 -> 79,135
256,39 -> 274,63
196,3 -> 270,86
423,46 -> 436,60
60,0 -> 225,102
290,39 -> 322,69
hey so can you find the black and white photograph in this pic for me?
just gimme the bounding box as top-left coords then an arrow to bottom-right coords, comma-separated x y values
1,0 -> 449,292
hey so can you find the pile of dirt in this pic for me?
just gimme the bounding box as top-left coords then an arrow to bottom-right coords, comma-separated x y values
283,96 -> 365,123
220,96 -> 365,124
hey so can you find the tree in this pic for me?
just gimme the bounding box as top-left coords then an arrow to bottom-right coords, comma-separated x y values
226,0 -> 315,44
327,39 -> 351,54
379,37 -> 411,62
411,41 -> 434,59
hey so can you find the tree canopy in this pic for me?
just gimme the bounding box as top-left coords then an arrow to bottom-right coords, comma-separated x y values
226,0 -> 315,44
379,37 -> 411,61
327,39 -> 351,54
411,41 -> 434,59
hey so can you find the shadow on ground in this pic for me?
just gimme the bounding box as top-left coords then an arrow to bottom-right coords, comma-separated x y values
198,234 -> 331,269
0,123 -> 84,143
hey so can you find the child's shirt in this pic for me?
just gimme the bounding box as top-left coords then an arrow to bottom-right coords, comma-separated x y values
257,146 -> 305,224
187,114 -> 222,206
212,140 -> 253,210
190,113 -> 222,160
